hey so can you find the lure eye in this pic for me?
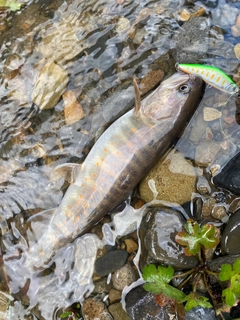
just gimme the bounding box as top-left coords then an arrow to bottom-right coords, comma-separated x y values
179,84 -> 190,94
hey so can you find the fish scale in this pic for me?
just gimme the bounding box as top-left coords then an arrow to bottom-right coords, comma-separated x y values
26,73 -> 204,269
176,63 -> 239,94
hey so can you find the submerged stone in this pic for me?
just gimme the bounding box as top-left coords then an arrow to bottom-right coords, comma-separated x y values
139,150 -> 197,205
213,152 -> 240,195
32,61 -> 68,110
221,210 -> 240,255
125,285 -> 169,320
112,263 -> 137,291
139,207 -> 198,270
95,249 -> 128,277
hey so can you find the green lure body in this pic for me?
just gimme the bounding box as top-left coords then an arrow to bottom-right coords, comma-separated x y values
176,63 -> 239,94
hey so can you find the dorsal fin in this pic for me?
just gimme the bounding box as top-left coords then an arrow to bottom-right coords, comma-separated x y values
133,77 -> 141,115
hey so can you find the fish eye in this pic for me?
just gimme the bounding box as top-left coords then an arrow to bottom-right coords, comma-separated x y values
179,84 -> 190,94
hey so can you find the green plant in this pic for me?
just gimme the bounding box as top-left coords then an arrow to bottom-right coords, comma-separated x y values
0,0 -> 22,11
142,219 -> 240,319
59,303 -> 82,320
219,259 -> 240,307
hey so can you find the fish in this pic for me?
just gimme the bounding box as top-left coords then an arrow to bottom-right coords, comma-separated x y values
175,63 -> 239,94
26,72 -> 204,268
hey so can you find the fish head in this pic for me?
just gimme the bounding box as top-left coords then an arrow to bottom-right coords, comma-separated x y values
140,72 -> 204,122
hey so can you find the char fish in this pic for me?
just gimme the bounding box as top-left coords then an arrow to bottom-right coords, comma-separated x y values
27,72 -> 204,268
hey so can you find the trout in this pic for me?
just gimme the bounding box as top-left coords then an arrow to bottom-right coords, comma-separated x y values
27,72 -> 204,268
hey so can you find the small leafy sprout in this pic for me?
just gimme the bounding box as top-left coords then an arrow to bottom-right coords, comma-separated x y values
175,219 -> 219,258
219,257 -> 240,307
0,0 -> 22,11
142,264 -> 185,302
181,292 -> 212,311
142,264 -> 212,313
59,303 -> 81,320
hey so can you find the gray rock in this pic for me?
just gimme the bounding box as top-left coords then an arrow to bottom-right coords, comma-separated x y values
213,152 -> 240,196
208,254 -> 240,273
108,302 -> 130,320
211,4 -> 239,29
173,17 -> 210,62
221,210 -> 240,255
95,249 -> 128,277
112,263 -> 137,291
125,285 -> 169,320
185,306 -> 217,320
139,207 -> 198,270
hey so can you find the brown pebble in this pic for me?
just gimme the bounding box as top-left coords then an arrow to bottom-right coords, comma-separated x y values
134,199 -> 145,209
211,205 -> 227,221
234,43 -> 240,60
63,90 -> 85,125
139,70 -> 164,96
109,289 -> 122,303
124,239 -> 138,253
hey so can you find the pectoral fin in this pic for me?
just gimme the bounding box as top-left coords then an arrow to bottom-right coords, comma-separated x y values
51,163 -> 82,183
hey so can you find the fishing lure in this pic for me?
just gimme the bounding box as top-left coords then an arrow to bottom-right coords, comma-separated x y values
176,63 -> 239,94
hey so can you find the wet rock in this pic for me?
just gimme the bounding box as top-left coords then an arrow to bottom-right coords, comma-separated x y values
92,278 -> 112,295
173,17 -> 210,62
185,306 -> 217,319
196,176 -> 211,195
32,61 -> 68,110
132,28 -> 147,45
112,263 -> 137,291
201,197 -> 217,220
125,285 -> 169,320
221,210 -> 240,255
234,43 -> 240,60
139,207 -> 198,270
95,249 -> 128,277
201,0 -> 218,8
101,84 -> 135,124
211,205 -> 227,221
189,113 -> 207,142
63,90 -> 85,125
108,289 -> 122,303
108,302 -> 130,320
139,151 -> 197,205
116,17 -> 130,34
213,152 -> 240,195
81,297 -> 112,320
203,107 -> 222,121
208,254 -> 240,273
139,70 -> 165,96
179,7 -> 206,22
211,4 -> 239,29
232,26 -> 240,38
124,239 -> 138,253
195,141 -> 220,167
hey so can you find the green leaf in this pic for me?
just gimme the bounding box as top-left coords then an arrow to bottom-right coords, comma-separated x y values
222,288 -> 237,307
175,219 -> 219,256
181,293 -> 212,311
60,311 -> 73,318
0,0 -> 21,11
219,264 -> 233,281
142,264 -> 185,301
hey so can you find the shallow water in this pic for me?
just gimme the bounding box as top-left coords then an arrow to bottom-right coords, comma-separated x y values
0,0 -> 240,318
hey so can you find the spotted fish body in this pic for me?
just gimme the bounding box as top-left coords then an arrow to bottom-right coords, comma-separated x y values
176,63 -> 239,94
27,73 -> 204,268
